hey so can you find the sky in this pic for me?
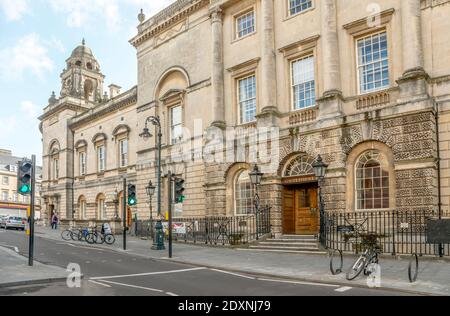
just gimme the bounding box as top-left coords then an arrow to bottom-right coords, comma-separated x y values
0,0 -> 175,165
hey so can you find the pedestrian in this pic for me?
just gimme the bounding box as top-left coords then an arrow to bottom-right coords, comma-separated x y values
51,212 -> 58,230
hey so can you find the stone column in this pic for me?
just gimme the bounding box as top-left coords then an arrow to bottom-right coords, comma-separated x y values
260,0 -> 277,114
321,0 -> 341,96
317,0 -> 343,122
211,8 -> 226,129
397,0 -> 428,98
401,0 -> 424,75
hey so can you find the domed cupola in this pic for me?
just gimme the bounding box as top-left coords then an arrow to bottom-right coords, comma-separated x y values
60,39 -> 105,103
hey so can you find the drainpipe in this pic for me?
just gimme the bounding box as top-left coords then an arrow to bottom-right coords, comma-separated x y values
434,99 -> 444,258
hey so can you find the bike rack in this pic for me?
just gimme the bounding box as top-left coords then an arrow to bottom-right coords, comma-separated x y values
408,253 -> 419,283
329,249 -> 343,275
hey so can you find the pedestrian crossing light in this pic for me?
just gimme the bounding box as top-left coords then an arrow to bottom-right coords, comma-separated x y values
18,159 -> 32,196
175,178 -> 185,203
127,184 -> 137,206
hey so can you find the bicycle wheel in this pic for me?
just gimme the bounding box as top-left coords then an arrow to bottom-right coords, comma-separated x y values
364,254 -> 379,276
346,256 -> 367,281
71,230 -> 80,241
86,232 -> 97,244
104,234 -> 115,245
61,230 -> 72,241
96,233 -> 105,244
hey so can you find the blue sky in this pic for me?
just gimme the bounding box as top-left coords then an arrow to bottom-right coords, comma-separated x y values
0,0 -> 175,165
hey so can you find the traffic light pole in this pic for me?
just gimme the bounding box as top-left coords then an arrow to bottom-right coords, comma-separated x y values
123,178 -> 127,251
28,155 -> 36,267
168,171 -> 173,259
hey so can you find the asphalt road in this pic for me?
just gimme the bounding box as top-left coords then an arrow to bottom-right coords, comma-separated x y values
0,229 -> 414,296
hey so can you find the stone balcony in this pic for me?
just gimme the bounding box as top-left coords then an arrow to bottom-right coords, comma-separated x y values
289,107 -> 318,125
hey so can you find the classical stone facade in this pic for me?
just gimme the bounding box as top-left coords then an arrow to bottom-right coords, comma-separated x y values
40,0 -> 450,237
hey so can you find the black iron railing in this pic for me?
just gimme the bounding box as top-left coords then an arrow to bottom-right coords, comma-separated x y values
322,210 -> 450,257
135,206 -> 271,246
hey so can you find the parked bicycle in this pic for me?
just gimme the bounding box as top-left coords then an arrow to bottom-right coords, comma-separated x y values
346,232 -> 382,281
61,227 -> 85,241
86,224 -> 115,245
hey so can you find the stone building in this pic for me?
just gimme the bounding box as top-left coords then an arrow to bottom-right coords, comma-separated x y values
40,0 -> 450,238
0,149 -> 42,218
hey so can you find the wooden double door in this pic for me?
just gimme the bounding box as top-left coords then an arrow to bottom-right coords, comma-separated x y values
282,184 -> 319,235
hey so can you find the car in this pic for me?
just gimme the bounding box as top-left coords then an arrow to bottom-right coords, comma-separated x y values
0,216 -> 26,231
0,215 -> 9,228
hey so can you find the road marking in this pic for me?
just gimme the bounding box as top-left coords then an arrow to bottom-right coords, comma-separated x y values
335,286 -> 353,293
209,269 -> 256,280
90,267 -> 207,281
85,261 -> 91,264
98,280 -> 164,293
57,242 -> 106,252
257,278 -> 339,288
88,280 -> 112,288
166,292 -> 179,296
14,247 -> 19,253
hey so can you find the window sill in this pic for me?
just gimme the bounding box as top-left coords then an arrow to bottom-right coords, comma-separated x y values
231,31 -> 257,45
283,7 -> 314,23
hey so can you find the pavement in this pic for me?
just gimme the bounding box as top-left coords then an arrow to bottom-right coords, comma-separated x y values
0,228 -> 408,296
31,225 -> 450,296
0,242 -> 69,288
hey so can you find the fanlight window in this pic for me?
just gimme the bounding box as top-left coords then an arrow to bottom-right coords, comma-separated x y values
284,155 -> 315,177
356,150 -> 389,210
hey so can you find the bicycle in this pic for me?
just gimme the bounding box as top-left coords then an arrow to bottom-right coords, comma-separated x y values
61,227 -> 83,241
86,225 -> 115,245
346,233 -> 382,281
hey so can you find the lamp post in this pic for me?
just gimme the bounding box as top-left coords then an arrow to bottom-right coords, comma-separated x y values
146,180 -> 156,240
140,116 -> 165,250
312,155 -> 328,245
250,164 -> 263,240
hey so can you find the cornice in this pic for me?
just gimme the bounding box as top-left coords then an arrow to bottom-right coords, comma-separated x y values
130,0 -> 209,48
69,87 -> 138,130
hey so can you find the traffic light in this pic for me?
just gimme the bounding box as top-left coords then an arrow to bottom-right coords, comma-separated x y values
127,184 -> 137,206
17,159 -> 32,195
174,178 -> 185,203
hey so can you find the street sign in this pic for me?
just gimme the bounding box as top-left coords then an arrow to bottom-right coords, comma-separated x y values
337,225 -> 355,233
173,222 -> 186,234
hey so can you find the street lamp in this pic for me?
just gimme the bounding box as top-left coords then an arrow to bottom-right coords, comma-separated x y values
140,115 -> 165,250
146,180 -> 156,240
312,155 -> 328,245
250,164 -> 263,240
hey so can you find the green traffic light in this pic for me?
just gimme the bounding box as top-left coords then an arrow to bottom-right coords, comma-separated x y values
128,197 -> 137,206
19,184 -> 30,194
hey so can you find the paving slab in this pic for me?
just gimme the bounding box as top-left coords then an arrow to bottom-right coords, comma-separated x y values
0,245 -> 70,288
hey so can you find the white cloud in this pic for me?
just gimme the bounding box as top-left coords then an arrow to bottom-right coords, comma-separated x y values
47,0 -> 176,30
0,0 -> 29,21
0,33 -> 54,81
20,101 -> 40,120
0,116 -> 17,140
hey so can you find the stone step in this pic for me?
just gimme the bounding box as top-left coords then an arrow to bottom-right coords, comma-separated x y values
281,235 -> 318,240
249,245 -> 320,251
265,239 -> 318,243
236,248 -> 328,255
259,241 -> 319,247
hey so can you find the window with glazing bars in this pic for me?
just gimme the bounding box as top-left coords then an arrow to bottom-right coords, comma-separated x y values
292,56 -> 315,110
357,32 -> 390,94
236,11 -> 255,38
171,105 -> 183,144
238,75 -> 257,124
289,0 -> 312,16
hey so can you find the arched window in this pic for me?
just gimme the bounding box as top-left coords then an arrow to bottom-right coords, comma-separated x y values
78,196 -> 86,220
283,154 -> 315,177
96,194 -> 106,220
356,150 -> 389,210
234,170 -> 253,215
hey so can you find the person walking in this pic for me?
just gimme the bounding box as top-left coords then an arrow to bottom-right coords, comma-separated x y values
51,212 -> 58,230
